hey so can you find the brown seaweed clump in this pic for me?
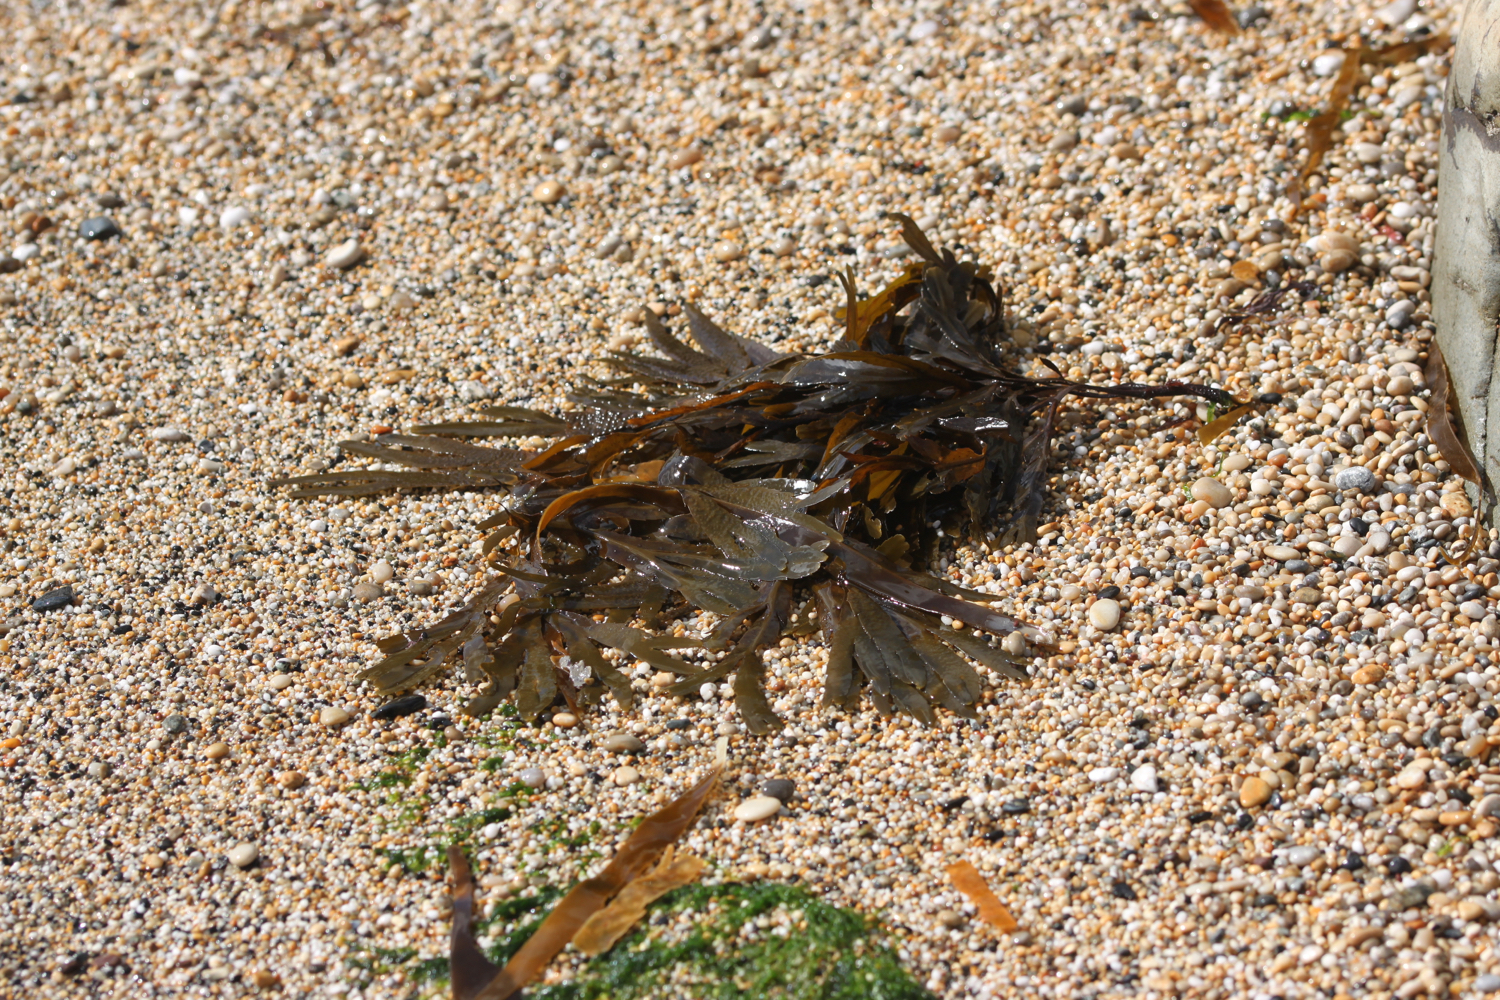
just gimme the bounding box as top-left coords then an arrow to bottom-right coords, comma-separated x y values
274,215 -> 1242,733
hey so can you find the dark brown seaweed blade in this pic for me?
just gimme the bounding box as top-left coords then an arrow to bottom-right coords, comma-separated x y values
466,765 -> 723,1000
1426,343 -> 1487,494
1188,0 -> 1240,34
277,212 -> 1241,730
448,847 -> 502,1000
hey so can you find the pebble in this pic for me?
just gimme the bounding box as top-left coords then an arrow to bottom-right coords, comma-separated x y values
1386,374 -> 1414,396
1088,599 -> 1121,631
1239,777 -> 1273,807
219,206 -> 252,229
1262,545 -> 1300,562
733,795 -> 783,821
711,241 -> 743,263
277,771 -> 306,790
612,765 -> 641,786
351,581 -> 384,602
532,181 -> 566,204
667,148 -> 704,170
1321,249 -> 1357,273
78,216 -> 121,240
372,694 -> 426,720
88,761 -> 113,779
318,707 -> 351,728
371,560 -> 396,584
551,712 -> 579,729
1333,467 -> 1378,493
1190,477 -> 1233,509
1394,761 -> 1428,790
601,732 -> 646,753
163,714 -> 188,735
517,767 -> 546,789
1285,846 -> 1320,867
226,843 -> 259,869
325,239 -> 365,270
204,742 -> 230,760
1312,52 -> 1346,76
31,585 -> 74,612
1130,765 -> 1159,793
1476,974 -> 1500,993
1346,184 -> 1379,204
1088,767 -> 1120,783
762,778 -> 797,802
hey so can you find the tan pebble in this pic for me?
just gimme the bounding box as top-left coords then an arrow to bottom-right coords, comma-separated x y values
668,147 -> 704,170
1441,492 -> 1474,518
1230,260 -> 1261,283
278,770 -> 307,789
650,671 -> 676,689
1394,761 -> 1428,790
1440,810 -> 1473,827
1088,598 -> 1121,631
1321,249 -> 1357,273
252,970 -> 281,989
612,765 -> 641,786
1110,142 -> 1142,161
332,336 -> 361,357
1263,544 -> 1300,561
532,180 -> 566,204
933,124 -> 962,143
1459,900 -> 1489,923
1321,230 -> 1360,253
319,706 -> 351,727
1351,664 -> 1385,685
1361,610 -> 1387,630
733,795 -> 783,822
204,742 -> 230,760
711,240 -> 743,263
1239,776 -> 1273,808
227,842 -> 259,868
341,372 -> 365,389
1189,499 -> 1212,519
1386,375 -> 1414,396
551,712 -> 579,729
142,853 -> 166,871
937,909 -> 967,929
1191,477 -> 1233,509
325,239 -> 365,270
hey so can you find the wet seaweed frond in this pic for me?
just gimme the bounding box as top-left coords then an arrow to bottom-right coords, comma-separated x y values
275,214 -> 1255,731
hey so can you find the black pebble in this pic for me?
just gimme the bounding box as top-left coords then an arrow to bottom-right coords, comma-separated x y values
1111,880 -> 1138,901
1002,798 -> 1031,815
373,694 -> 427,720
1098,585 -> 1121,600
762,778 -> 796,802
665,719 -> 692,730
32,585 -> 75,612
1386,856 -> 1413,875
1257,391 -> 1283,405
95,192 -> 125,209
79,216 -> 121,241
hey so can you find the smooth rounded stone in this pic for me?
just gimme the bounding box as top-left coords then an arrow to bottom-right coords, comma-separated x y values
163,714 -> 188,735
667,148 -> 704,170
932,124 -> 962,144
1352,663 -> 1386,685
711,240 -> 743,263
203,742 -> 230,760
372,694 -> 426,720
937,909 -> 967,930
1088,598 -> 1121,631
733,795 -> 783,822
419,190 -> 450,211
908,17 -> 941,40
532,180 -> 566,204
31,585 -> 75,612
325,239 -> 365,270
1478,974 -> 1500,993
1130,764 -> 1159,793
267,673 -> 294,691
1462,601 -> 1489,621
1285,845 -> 1320,867
318,706 -> 351,728
1352,142 -> 1385,165
351,581 -> 384,603
1346,183 -> 1379,204
1386,301 -> 1417,330
1321,248 -> 1357,273
551,712 -> 579,729
371,560 -> 396,583
772,237 -> 798,257
1394,761 -> 1428,790
1190,477 -> 1233,509
1088,767 -> 1120,783
1240,776 -> 1273,807
601,732 -> 646,753
1048,130 -> 1079,152
226,842 -> 259,868
612,765 -> 641,786
1361,610 -> 1388,630
1312,51 -> 1347,76
88,761 -> 113,779
1263,544 -> 1300,562
1334,466 -> 1378,493
278,771 -> 306,790
141,854 -> 166,871
219,206 -> 251,228
762,778 -> 796,802
79,216 -> 121,240
1332,535 -> 1362,557
518,767 -> 546,789
1001,630 -> 1028,656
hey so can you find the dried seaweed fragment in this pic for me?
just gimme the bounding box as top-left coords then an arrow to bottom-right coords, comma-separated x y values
450,764 -> 722,1000
1188,0 -> 1241,35
280,213 -> 1242,730
946,860 -> 1019,933
571,847 -> 707,957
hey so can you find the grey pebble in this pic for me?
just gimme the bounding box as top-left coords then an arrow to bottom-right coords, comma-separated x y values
762,778 -> 796,802
1333,466 -> 1378,493
79,216 -> 121,240
1385,299 -> 1416,329
601,732 -> 645,753
31,585 -> 75,612
1285,846 -> 1320,867
351,581 -> 384,602
163,714 -> 188,734
1476,974 -> 1500,993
